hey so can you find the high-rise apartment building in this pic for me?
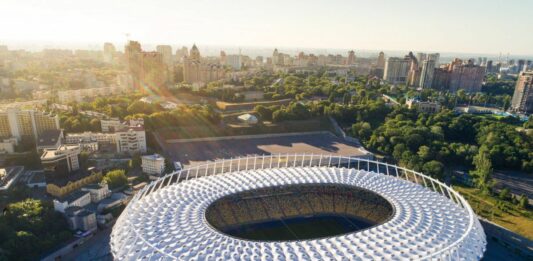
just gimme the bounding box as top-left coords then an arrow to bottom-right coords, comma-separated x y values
0,108 -> 60,141
103,42 -> 115,64
125,41 -> 168,90
183,45 -> 225,85
377,52 -> 385,69
427,53 -> 440,66
419,59 -> 436,88
156,45 -> 173,66
511,71 -> 533,114
449,59 -> 485,93
346,50 -> 356,65
383,56 -> 411,84
225,54 -> 242,70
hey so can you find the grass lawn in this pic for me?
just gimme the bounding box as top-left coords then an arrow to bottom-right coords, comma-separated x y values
453,184 -> 533,240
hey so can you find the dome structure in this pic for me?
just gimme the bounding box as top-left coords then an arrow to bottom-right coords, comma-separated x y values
111,155 -> 486,260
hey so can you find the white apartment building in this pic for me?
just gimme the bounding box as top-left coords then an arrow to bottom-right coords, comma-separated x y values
116,126 -> 147,154
81,183 -> 111,203
0,108 -> 60,141
53,190 -> 91,213
65,206 -> 97,232
142,154 -> 165,176
384,57 -> 411,84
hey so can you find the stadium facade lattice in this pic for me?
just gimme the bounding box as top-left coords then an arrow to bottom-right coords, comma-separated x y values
111,154 -> 486,260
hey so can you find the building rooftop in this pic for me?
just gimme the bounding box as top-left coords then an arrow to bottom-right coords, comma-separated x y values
41,145 -> 80,160
37,129 -> 63,148
142,154 -> 164,161
57,189 -> 90,204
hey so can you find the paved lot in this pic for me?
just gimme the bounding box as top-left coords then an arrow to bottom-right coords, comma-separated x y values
161,132 -> 368,166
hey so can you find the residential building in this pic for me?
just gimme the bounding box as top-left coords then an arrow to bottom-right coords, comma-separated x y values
81,183 -> 111,203
419,59 -> 436,88
405,52 -> 420,87
116,125 -> 147,154
225,54 -> 242,70
65,206 -> 97,231
125,41 -> 168,89
65,132 -> 116,144
511,71 -> 533,114
427,53 -> 440,65
66,119 -> 146,154
142,154 -> 165,176
431,67 -> 451,90
449,59 -> 485,93
103,42 -> 115,64
383,57 -> 411,84
376,52 -> 385,69
0,108 -> 60,141
53,189 -> 91,213
183,44 -> 225,85
156,45 -> 173,66
41,145 -> 81,179
346,50 -> 356,65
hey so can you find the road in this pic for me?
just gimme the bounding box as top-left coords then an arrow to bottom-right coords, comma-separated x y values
492,170 -> 533,204
62,227 -> 112,261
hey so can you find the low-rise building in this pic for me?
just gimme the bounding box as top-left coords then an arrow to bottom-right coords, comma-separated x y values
0,138 -> 16,154
96,192 -> 129,213
406,99 -> 441,114
142,154 -> 165,176
53,189 -> 91,213
100,118 -> 123,133
41,145 -> 81,179
81,183 -> 111,203
64,206 -> 97,232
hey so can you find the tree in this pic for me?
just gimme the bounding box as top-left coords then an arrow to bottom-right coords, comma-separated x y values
471,147 -> 493,195
0,199 -> 71,260
103,169 -> 128,190
422,160 -> 444,177
89,118 -> 101,132
254,105 -> 273,121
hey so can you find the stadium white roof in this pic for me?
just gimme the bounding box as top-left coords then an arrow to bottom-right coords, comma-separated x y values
111,165 -> 486,260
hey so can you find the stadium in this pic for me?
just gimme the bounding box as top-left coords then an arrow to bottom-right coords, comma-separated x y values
111,154 -> 487,260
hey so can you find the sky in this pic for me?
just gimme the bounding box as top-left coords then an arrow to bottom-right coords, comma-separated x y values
1,0 -> 532,55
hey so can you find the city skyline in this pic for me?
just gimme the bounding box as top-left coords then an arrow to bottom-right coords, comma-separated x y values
2,0 -> 533,56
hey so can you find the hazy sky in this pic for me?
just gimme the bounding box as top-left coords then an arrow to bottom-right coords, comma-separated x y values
1,0 -> 532,55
